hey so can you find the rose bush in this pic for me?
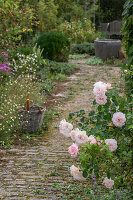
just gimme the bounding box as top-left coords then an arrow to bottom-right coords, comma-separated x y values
59,81 -> 132,191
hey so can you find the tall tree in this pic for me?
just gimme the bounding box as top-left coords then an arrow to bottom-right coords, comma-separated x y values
99,0 -> 126,22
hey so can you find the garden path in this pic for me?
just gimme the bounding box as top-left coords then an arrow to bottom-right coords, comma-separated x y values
0,59 -> 121,200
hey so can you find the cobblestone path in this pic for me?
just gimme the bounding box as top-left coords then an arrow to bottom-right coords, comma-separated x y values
0,59 -> 121,200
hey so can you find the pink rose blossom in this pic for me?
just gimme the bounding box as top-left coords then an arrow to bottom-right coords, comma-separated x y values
96,95 -> 107,105
0,115 -> 4,119
75,130 -> 89,146
103,177 -> 114,189
70,128 -> 79,141
106,83 -> 112,90
90,138 -> 97,144
112,112 -> 126,127
70,165 -> 86,181
59,119 -> 73,137
88,135 -> 97,144
105,139 -> 117,151
68,143 -> 79,158
93,81 -> 107,96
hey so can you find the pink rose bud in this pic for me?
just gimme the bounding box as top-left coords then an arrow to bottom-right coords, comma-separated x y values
68,143 -> 79,158
0,115 -> 4,119
106,83 -> 112,90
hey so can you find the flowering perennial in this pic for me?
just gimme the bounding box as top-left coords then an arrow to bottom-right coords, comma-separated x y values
112,112 -> 126,127
103,177 -> 114,189
59,119 -> 73,137
58,81 -> 129,190
105,139 -> 117,151
70,165 -> 86,181
0,52 -> 14,75
68,143 -> 79,158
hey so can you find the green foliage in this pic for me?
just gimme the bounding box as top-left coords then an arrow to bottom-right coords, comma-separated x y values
53,182 -> 133,199
99,0 -> 126,22
122,0 -> 133,97
85,56 -> 104,65
38,79 -> 54,95
122,64 -> 133,96
55,0 -> 84,21
37,0 -> 58,31
0,0 -> 35,49
80,140 -> 113,179
97,32 -> 109,39
36,31 -> 70,62
122,0 -> 133,65
71,43 -> 95,55
41,59 -> 78,75
69,54 -> 89,60
68,85 -> 132,189
9,53 -> 42,76
0,77 -> 44,145
56,18 -> 98,44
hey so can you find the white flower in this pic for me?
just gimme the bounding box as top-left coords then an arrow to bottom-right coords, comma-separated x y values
96,94 -> 107,105
70,165 -> 86,181
103,177 -> 114,189
105,139 -> 117,151
59,119 -> 73,137
93,81 -> 107,96
112,112 -> 126,127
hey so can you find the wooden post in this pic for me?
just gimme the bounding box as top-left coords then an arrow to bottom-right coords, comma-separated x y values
26,92 -> 30,111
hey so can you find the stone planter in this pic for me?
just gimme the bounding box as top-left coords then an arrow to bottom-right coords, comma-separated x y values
94,39 -> 121,60
18,104 -> 46,133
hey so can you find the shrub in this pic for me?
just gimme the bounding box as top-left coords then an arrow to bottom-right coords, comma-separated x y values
9,53 -> 41,76
56,18 -> 100,44
59,81 -> 132,192
85,56 -> 104,65
45,59 -> 78,75
9,45 -> 46,77
0,0 -> 35,49
122,64 -> 133,97
122,0 -> 133,65
36,31 -> 70,62
122,0 -> 133,98
71,42 -> 95,55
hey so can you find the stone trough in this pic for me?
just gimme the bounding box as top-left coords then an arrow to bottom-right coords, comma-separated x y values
94,39 -> 121,61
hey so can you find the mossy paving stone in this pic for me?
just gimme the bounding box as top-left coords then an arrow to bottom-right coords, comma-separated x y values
0,58 -> 121,199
